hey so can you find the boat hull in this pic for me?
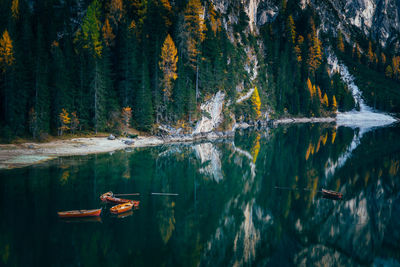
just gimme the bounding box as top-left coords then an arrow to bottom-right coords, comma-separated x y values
110,203 -> 134,214
321,189 -> 343,199
58,208 -> 102,218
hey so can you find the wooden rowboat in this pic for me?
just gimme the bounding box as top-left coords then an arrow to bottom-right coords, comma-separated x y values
100,191 -> 113,202
110,202 -> 134,214
58,208 -> 102,218
322,189 -> 343,199
100,192 -> 140,207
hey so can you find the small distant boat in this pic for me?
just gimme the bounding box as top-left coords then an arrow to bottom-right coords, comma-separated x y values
110,202 -> 134,214
100,192 -> 140,207
321,189 -> 343,199
57,208 -> 102,218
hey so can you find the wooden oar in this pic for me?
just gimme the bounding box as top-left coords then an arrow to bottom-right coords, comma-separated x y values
274,186 -> 320,193
151,192 -> 179,196
113,193 -> 140,196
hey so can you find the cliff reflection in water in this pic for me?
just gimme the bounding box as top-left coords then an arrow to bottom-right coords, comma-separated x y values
0,124 -> 399,266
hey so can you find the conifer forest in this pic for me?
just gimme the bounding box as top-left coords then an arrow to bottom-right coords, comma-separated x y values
0,0 -> 399,141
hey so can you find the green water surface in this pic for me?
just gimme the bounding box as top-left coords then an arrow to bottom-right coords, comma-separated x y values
0,124 -> 399,266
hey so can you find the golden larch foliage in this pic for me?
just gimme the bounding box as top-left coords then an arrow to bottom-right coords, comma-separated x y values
250,134 -> 261,163
385,65 -> 393,78
367,41 -> 374,65
316,138 -> 321,153
11,0 -> 19,18
322,132 -> 328,145
392,56 -> 400,79
307,19 -> 322,73
317,86 -> 322,102
322,93 -> 329,107
161,0 -> 172,11
159,34 -> 178,99
208,2 -> 221,35
251,86 -> 262,118
184,0 -> 206,68
331,130 -> 336,144
0,30 -> 15,68
59,109 -> 71,135
337,31 -> 344,52
102,18 -> 115,46
306,78 -> 314,97
332,95 -> 337,110
381,52 -> 386,65
287,15 -> 296,44
295,35 -> 304,62
109,0 -> 124,25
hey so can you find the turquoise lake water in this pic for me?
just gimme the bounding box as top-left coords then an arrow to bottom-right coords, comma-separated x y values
0,124 -> 399,266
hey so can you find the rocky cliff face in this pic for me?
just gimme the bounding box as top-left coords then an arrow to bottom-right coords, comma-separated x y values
308,0 -> 400,48
213,0 -> 400,49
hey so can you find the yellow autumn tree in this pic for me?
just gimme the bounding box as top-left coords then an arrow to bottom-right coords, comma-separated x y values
332,95 -> 337,110
251,134 -> 261,163
102,18 -> 115,46
294,35 -> 304,63
208,2 -> 221,35
159,34 -> 178,101
251,86 -> 261,119
307,19 -> 322,74
381,52 -> 386,65
11,0 -> 19,19
183,0 -> 206,68
367,41 -> 374,65
317,86 -> 322,102
392,56 -> 400,80
306,78 -> 314,97
337,31 -> 345,52
0,30 -> 15,69
109,0 -> 124,25
286,15 -> 296,45
385,65 -> 393,78
322,93 -> 329,107
58,109 -> 71,136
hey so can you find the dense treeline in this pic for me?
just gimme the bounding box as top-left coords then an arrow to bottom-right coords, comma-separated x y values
0,0 -> 397,141
0,0 -> 245,140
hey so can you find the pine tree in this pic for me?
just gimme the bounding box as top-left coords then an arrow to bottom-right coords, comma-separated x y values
159,34 -> 178,120
332,95 -> 337,110
33,24 -> 51,136
0,30 -> 15,125
117,24 -> 138,108
286,15 -> 296,45
307,19 -> 322,74
367,41 -> 374,65
135,57 -> 154,131
337,31 -> 345,53
181,0 -> 206,100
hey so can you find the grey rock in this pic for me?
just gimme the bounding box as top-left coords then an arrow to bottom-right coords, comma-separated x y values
107,134 -> 116,140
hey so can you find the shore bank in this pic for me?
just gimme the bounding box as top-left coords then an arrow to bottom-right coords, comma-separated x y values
0,131 -> 235,170
0,116 -> 348,170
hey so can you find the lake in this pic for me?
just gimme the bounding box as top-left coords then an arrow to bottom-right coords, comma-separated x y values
0,124 -> 399,266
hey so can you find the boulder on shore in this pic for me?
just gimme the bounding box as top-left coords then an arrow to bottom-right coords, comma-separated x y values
107,134 -> 116,140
